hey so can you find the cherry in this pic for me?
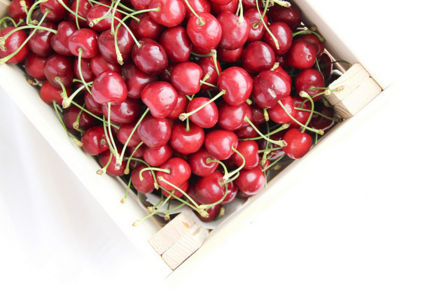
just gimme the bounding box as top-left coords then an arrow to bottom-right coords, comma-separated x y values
217,47 -> 243,63
185,97 -> 219,129
170,122 -> 205,154
44,55 -> 74,87
74,58 -> 94,82
84,92 -> 103,115
141,81 -> 178,118
86,4 -> 122,32
185,0 -> 211,19
283,128 -> 312,159
171,62 -> 203,95
272,63 -> 291,84
161,180 -> 189,198
195,203 -> 222,222
198,55 -> 221,90
28,21 -> 56,57
211,0 -> 238,14
63,105 -> 96,133
0,27 -> 29,64
90,55 -> 120,77
69,0 -> 92,27
8,0 -> 32,23
25,53 -> 47,79
251,105 -> 266,125
205,129 -> 238,160
40,0 -> 68,22
130,14 -> 163,40
131,165 -> 155,194
121,63 -> 156,99
309,101 -> 335,131
81,126 -> 109,155
295,68 -> 325,101
291,96 -> 311,126
297,34 -> 324,57
137,116 -> 172,148
143,144 -> 173,166
98,27 -> 133,64
242,0 -> 256,9
231,140 -> 259,169
132,38 -> 168,74
268,4 -> 301,29
156,157 -> 191,190
51,21 -> 77,56
101,98 -> 141,124
68,28 -> 98,58
236,166 -> 265,196
218,66 -> 253,106
287,40 -> 316,69
148,0 -> 186,27
264,22 -> 292,55
242,41 -> 275,73
210,0 -> 232,5
186,12 -> 222,51
235,124 -> 258,139
91,71 -> 128,104
160,26 -> 192,63
218,102 -> 252,131
222,180 -> 237,204
127,144 -> 146,159
268,95 -> 296,124
189,148 -> 218,177
195,171 -> 225,204
252,69 -> 291,108
98,151 -> 126,176
131,0 -> 152,10
317,52 -> 333,81
117,124 -> 142,147
40,80 -> 66,105
245,8 -> 267,42
217,12 -> 250,50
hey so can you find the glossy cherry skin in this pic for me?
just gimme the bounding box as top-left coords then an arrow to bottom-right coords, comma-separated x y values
235,125 -> 258,139
39,81 -> 66,105
283,128 -> 312,159
297,34 -> 324,57
122,63 -> 156,99
28,22 -> 56,57
232,140 -> 259,170
218,47 -> 243,63
131,0 -> 151,10
251,105 -> 265,125
143,144 -> 173,166
253,70 -> 291,108
287,40 -> 316,69
81,126 -> 109,155
218,102 -> 251,131
98,27 -> 133,64
291,96 -> 311,127
218,67 -> 253,106
164,95 -> 185,119
160,26 -> 192,63
0,27 -> 29,64
295,68 -> 325,101
205,129 -> 238,160
185,0 -> 211,18
186,97 -> 219,129
132,39 -> 168,74
44,55 -> 74,88
242,41 -> 275,73
117,123 -> 142,147
86,4 -> 122,32
222,180 -> 238,204
98,151 -> 126,176
170,122 -> 205,155
69,0 -> 92,27
156,157 -> 191,190
195,171 -> 226,204
84,92 -> 103,115
264,22 -> 293,55
236,166 -> 265,197
198,56 -> 221,90
25,54 -> 47,79
217,12 -> 250,50
161,180 -> 189,198
130,14 -> 163,40
187,12 -> 222,51
8,0 -> 32,22
141,81 -> 178,118
196,204 -> 222,222
245,8 -> 267,41
51,21 -> 77,56
148,0 -> 186,27
40,0 -> 68,21
63,105 -> 96,133
90,55 -> 120,77
268,4 -> 301,29
102,98 -> 141,124
68,28 -> 98,58
137,117 -> 172,148
91,71 -> 127,104
171,62 -> 203,95
242,0 -> 256,9
269,96 -> 296,124
189,148 -> 218,177
210,0 -> 232,5
131,165 -> 155,194
74,58 -> 94,82
211,0 -> 238,15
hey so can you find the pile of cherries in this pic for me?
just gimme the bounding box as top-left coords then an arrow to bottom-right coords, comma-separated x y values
0,0 -> 339,222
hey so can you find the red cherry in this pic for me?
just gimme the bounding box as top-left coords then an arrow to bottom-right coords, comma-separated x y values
68,28 -> 98,58
195,171 -> 225,204
268,4 -> 301,29
128,144 -> 146,159
81,126 -> 109,155
195,204 -> 222,222
130,14 -> 163,40
90,55 -> 120,77
171,62 -> 203,95
170,122 -> 205,154
205,129 -> 238,160
309,101 -> 335,131
25,53 -> 47,79
162,180 -> 189,198
268,96 -> 296,124
101,98 -> 141,124
98,151 -> 126,176
231,140 -> 259,169
287,40 -> 316,69
51,21 -> 77,56
245,8 -> 267,42
251,105 -> 266,125
295,68 -> 325,101
44,55 -> 74,88
156,157 -> 191,190
186,97 -> 219,129
74,58 -> 94,82
189,148 -> 218,177
185,0 -> 211,19
242,41 -> 275,73
317,52 -> 333,81
141,81 -> 178,118
297,34 -> 324,57
63,105 -> 96,133
91,71 -> 127,104
131,165 -> 155,194
210,0 -> 232,5
218,66 -> 253,106
264,22 -> 293,55
98,27 -> 133,64
84,92 -> 103,115
130,0 -> 151,10
8,0 -> 32,22
122,63 -> 156,99
0,27 -> 29,64
236,166 -> 265,196
291,96 -> 311,127
137,117 -> 172,148
218,102 -> 251,131
40,80 -> 67,105
217,47 -> 243,63
167,95 -> 187,119
28,21 -> 56,57
217,12 -> 250,50
160,26 -> 192,63
148,0 -> 186,27
143,144 -> 173,166
235,125 -> 258,139
132,38 -> 168,74
117,124 -> 142,147
186,12 -> 222,51
242,0 -> 256,9
86,4 -> 122,32
198,56 -> 221,90
211,0 -> 238,14
222,180 -> 238,204
40,0 -> 68,21
69,0 -> 92,27
252,70 -> 291,108
283,128 -> 312,159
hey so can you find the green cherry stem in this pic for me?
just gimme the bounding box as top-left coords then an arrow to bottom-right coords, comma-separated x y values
198,182 -> 228,210
184,0 -> 205,25
124,141 -> 144,174
52,101 -> 83,147
277,100 -> 323,135
255,0 -> 279,50
106,102 -> 120,162
206,158 -> 229,178
138,166 -> 170,181
292,29 -> 325,42
71,100 -> 120,129
222,147 -> 245,181
262,154 -> 285,172
120,178 -> 132,204
241,123 -> 290,141
77,48 -> 91,93
244,116 -> 287,147
179,89 -> 225,121
97,150 -> 113,175
56,0 -> 88,22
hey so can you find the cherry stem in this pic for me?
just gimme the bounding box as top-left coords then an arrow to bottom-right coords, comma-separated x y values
72,103 -> 84,131
271,0 -> 291,7
299,91 -> 318,133
262,154 -> 285,172
0,16 -> 20,28
97,151 -> 113,175
184,0 -> 204,25
244,116 -> 287,147
26,0 -> 46,25
253,0 -> 268,28
179,89 -> 225,121
105,103 -> 120,162
54,76 -> 69,101
71,101 -> 120,129
241,123 -> 290,141
62,83 -> 88,109
206,158 -> 229,178
74,0 -> 81,29
158,179 -> 203,212
255,0 -> 279,50
56,0 -> 88,22
139,166 -> 170,181
102,116 -> 119,158
52,101 -> 83,147
124,157 -> 159,189
198,182 -> 228,210
292,29 -> 325,42
277,100 -> 323,135
88,0 -> 140,21
223,147 -> 245,182
121,178 -> 132,204
124,141 -> 143,174
236,0 -> 244,23
77,48 -> 92,93
294,107 -> 341,122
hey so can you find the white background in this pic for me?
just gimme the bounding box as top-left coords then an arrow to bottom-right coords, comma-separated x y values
1,0 -> 448,298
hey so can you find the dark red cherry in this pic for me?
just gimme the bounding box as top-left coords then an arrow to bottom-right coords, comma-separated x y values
218,66 -> 253,106
170,62 -> 203,95
198,56 -> 221,90
117,124 -> 142,147
210,0 -> 232,5
242,0 -> 256,9
170,122 -> 205,155
253,70 -> 291,108
211,0 -> 237,14
317,52 -> 333,81
8,0 -> 32,22
283,128 -> 312,159
130,14 -> 163,40
28,22 -> 56,57
130,0 -> 151,10
68,28 -> 98,58
235,125 -> 258,139
186,12 -> 222,51
297,34 -> 324,57
141,81 -> 178,118
186,97 -> 219,129
222,180 -> 238,204
162,180 -> 189,198
167,95 -> 187,119
63,105 -> 96,133
156,157 -> 191,190
121,63 -> 156,99
51,21 -> 77,56
148,0 -> 186,27
295,68 -> 325,101
101,98 -> 141,124
69,0 -> 92,27
84,92 -> 103,115
137,117 -> 172,148
272,64 -> 291,84
264,22 -> 293,55
131,165 -> 155,194
98,151 -> 126,176
40,0 -> 68,21
127,144 -> 146,159
205,129 -> 238,160
232,140 -> 259,169
81,126 -> 109,155
245,8 -> 267,42
143,144 -> 173,166
287,40 -> 316,69
0,27 -> 29,64
86,4 -> 122,32
25,53 -> 47,79
218,102 -> 251,131
291,96 -> 311,127
132,38 -> 168,74
268,96 -> 296,124
236,166 -> 265,196
160,26 -> 192,63
39,81 -> 66,105
185,0 -> 211,19
98,27 -> 133,64
242,41 -> 275,73
91,71 -> 128,104
195,204 -> 222,222
217,47 -> 243,63
74,58 -> 94,82
44,55 -> 74,87
268,4 -> 301,29
195,171 -> 225,204
251,105 -> 266,125
217,12 -> 250,50
309,101 -> 335,131
90,55 -> 120,77
189,148 -> 218,177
